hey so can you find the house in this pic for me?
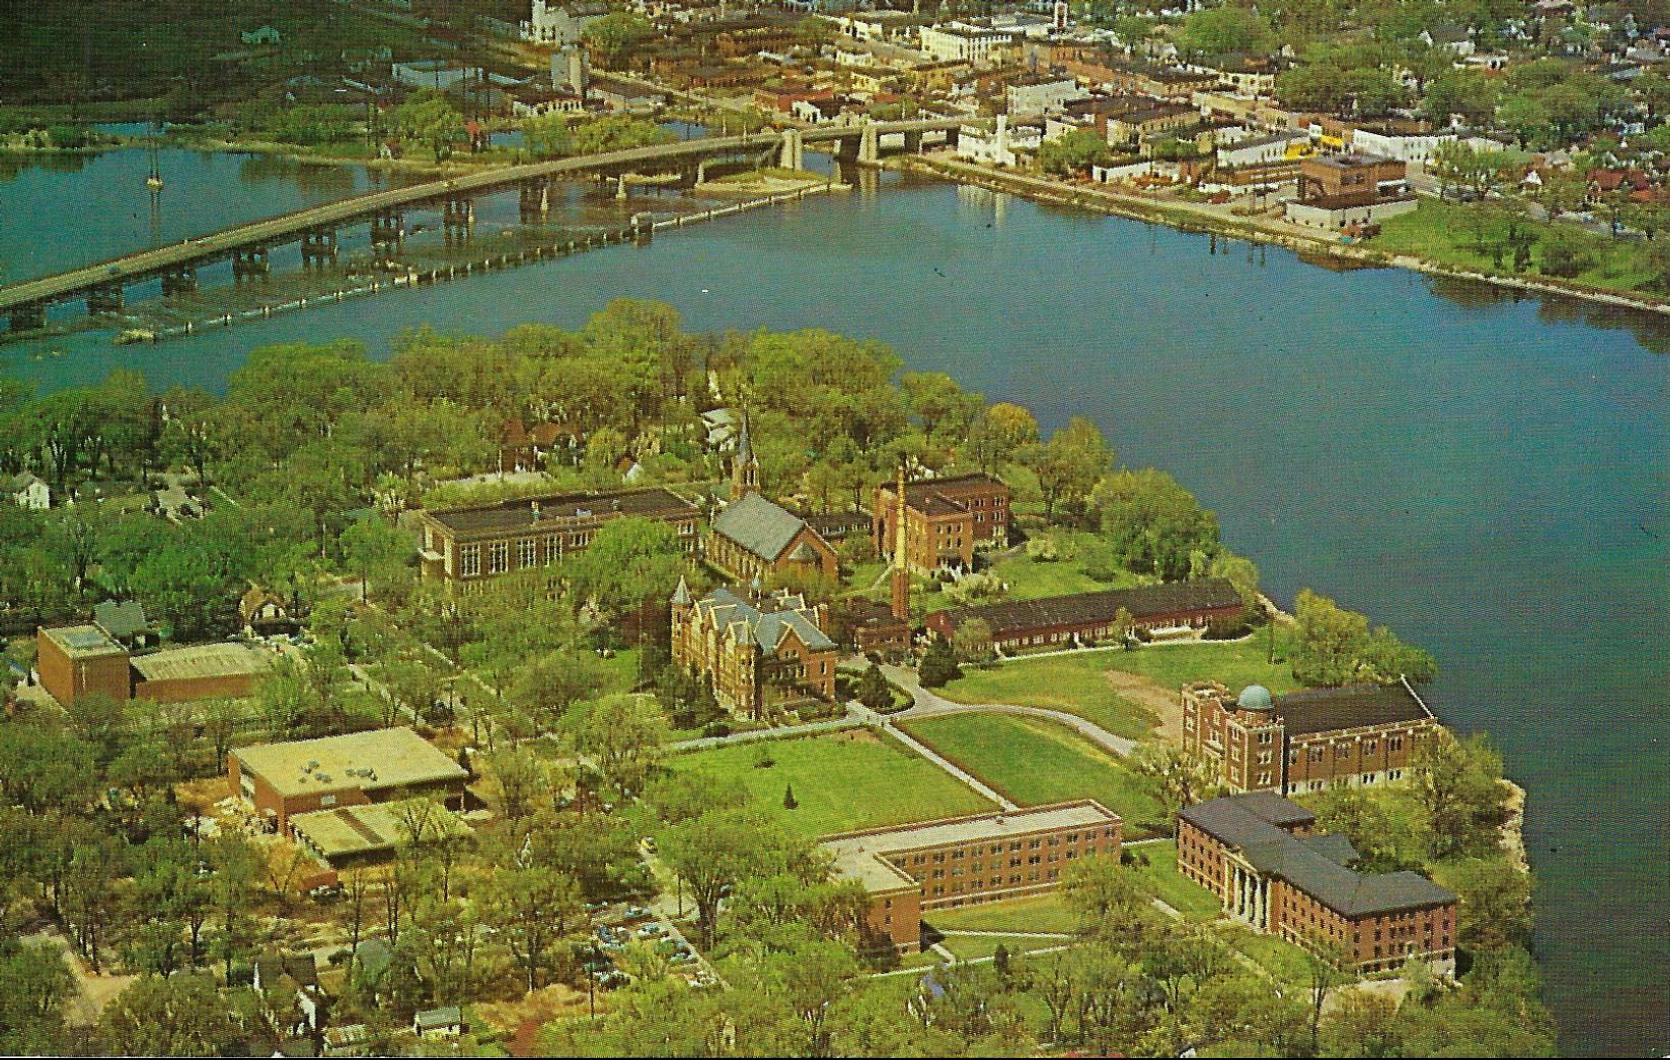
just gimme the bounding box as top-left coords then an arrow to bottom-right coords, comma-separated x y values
230,728 -> 470,834
6,472 -> 49,510
872,472 -> 1011,573
1180,678 -> 1443,795
413,1006 -> 467,1039
671,582 -> 837,719
1420,24 -> 1476,56
322,1023 -> 374,1057
1178,793 -> 1457,974
918,24 -> 1018,66
252,953 -> 327,1035
1005,74 -> 1083,116
241,585 -> 303,637
925,578 -> 1245,654
91,599 -> 155,650
823,801 -> 1121,953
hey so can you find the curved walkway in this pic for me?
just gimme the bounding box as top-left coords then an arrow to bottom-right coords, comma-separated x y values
877,664 -> 1138,758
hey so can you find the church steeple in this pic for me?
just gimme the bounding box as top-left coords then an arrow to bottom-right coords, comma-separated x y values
730,415 -> 759,502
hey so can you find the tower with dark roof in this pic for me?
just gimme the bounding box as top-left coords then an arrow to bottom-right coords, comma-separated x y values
730,416 -> 759,502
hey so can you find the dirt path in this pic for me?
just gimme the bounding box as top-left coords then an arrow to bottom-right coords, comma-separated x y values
1103,670 -> 1185,742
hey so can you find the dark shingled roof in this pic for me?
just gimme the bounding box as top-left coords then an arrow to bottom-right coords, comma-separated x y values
1276,680 -> 1435,736
938,578 -> 1242,637
93,599 -> 151,640
712,492 -> 813,562
1181,795 -> 1456,918
425,487 -> 696,535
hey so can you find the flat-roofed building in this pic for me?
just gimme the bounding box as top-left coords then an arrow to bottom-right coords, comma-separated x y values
1178,793 -> 1457,974
230,728 -> 470,834
131,642 -> 272,703
36,624 -> 131,705
872,473 -> 1010,573
822,800 -> 1123,952
926,578 -> 1244,654
416,487 -> 700,586
289,798 -> 469,868
1181,678 -> 1441,795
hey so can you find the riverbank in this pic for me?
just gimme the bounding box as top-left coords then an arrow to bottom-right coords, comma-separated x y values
904,154 -> 1670,322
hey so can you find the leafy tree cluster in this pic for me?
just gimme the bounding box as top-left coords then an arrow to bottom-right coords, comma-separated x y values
1292,587 -> 1438,685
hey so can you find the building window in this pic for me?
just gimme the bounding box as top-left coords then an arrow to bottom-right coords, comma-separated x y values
518,538 -> 537,568
488,541 -> 509,574
460,544 -> 481,577
545,534 -> 560,564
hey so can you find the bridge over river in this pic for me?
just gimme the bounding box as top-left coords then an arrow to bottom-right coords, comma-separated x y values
0,117 -> 976,331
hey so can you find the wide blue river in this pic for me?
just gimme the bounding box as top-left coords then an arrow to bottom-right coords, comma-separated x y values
2,147 -> 1666,1055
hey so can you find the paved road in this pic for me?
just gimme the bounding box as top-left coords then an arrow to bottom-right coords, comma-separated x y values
879,664 -> 1138,758
666,713 -> 863,753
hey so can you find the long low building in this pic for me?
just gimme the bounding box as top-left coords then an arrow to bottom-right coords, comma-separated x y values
230,728 -> 470,834
36,624 -> 272,706
1178,793 -> 1457,975
289,798 -> 469,868
925,578 -> 1244,653
821,800 -> 1122,953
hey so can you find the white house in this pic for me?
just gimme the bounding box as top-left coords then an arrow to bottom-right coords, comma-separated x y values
240,25 -> 282,46
1216,130 -> 1309,168
7,472 -> 49,510
956,114 -> 1041,166
1349,127 -> 1457,165
919,24 -> 1016,65
1005,75 -> 1083,116
521,0 -> 610,45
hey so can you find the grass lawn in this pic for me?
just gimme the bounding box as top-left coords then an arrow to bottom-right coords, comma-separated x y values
597,648 -> 642,696
667,730 -> 995,838
924,893 -> 1077,934
1373,199 -> 1659,295
937,934 -> 1066,962
901,714 -> 1169,839
1218,922 -> 1317,988
937,654 -> 1158,740
1127,840 -> 1223,923
1098,628 -> 1301,696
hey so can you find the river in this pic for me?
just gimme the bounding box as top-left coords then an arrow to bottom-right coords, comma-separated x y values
1,147 -> 1666,1056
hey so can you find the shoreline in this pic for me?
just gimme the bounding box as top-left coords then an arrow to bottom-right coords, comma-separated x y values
902,154 -> 1670,323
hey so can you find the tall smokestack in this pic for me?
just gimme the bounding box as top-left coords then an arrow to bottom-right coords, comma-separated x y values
890,463 -> 910,623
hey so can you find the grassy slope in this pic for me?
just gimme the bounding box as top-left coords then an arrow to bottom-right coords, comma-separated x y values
901,714 -> 1168,839
667,731 -> 994,838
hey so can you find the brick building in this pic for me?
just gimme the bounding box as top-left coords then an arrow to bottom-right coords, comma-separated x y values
822,800 -> 1123,953
1178,793 -> 1457,974
926,578 -> 1244,654
230,728 -> 470,835
872,473 -> 1010,573
417,487 -> 700,586
830,598 -> 911,657
1180,678 -> 1441,795
707,493 -> 838,585
670,582 -> 838,720
1285,153 -> 1417,229
36,625 -> 132,706
37,625 -> 271,706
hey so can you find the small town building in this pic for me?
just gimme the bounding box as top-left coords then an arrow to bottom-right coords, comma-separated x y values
289,797 -> 469,869
823,800 -> 1122,952
670,582 -> 837,720
417,487 -> 700,586
6,472 -> 50,510
872,473 -> 1010,573
230,728 -> 470,834
1180,678 -> 1442,795
413,1006 -> 467,1039
522,0 -> 609,45
36,625 -> 131,706
130,642 -> 271,703
1178,793 -> 1457,974
707,492 -> 839,585
241,585 -> 303,637
251,953 -> 326,1036
830,598 -> 911,657
1285,153 -> 1416,229
1006,74 -> 1083,116
926,578 -> 1244,654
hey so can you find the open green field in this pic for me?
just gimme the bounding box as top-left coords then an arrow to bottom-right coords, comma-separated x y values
667,730 -> 995,838
1373,199 -> 1659,295
900,714 -> 1168,839
923,892 -> 1078,934
1217,922 -> 1317,988
936,628 -> 1300,741
936,933 -> 1067,962
1127,840 -> 1223,923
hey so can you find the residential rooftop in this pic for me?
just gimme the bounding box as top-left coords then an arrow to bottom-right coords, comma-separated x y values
233,728 -> 468,799
821,800 -> 1121,892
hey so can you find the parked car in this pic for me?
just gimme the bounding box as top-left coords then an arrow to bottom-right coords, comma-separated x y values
635,923 -> 665,939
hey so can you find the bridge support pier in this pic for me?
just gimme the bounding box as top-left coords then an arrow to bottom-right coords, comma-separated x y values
8,304 -> 46,332
780,128 -> 804,171
518,180 -> 549,222
161,267 -> 198,296
443,197 -> 474,230
87,285 -> 124,314
615,174 -> 629,200
233,247 -> 270,280
301,228 -> 338,267
904,130 -> 923,155
371,209 -> 404,247
858,121 -> 880,167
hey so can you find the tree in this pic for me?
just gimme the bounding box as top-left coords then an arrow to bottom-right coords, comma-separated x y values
964,402 -> 1038,474
660,809 -> 783,949
392,89 -> 464,161
339,516 -> 409,600
1175,7 -> 1276,59
918,636 -> 961,688
1444,856 -> 1534,951
1411,730 -> 1510,859
564,516 -> 686,627
0,940 -> 73,1055
1291,588 -> 1435,686
99,974 -> 240,1057
1024,417 -> 1113,522
581,12 -> 653,68
565,693 -> 667,797
1036,129 -> 1113,176
951,617 -> 995,664
855,663 -> 893,712
1129,743 -> 1222,818
1091,468 -> 1219,580
482,863 -> 584,993
509,648 -> 605,734
783,783 -> 798,810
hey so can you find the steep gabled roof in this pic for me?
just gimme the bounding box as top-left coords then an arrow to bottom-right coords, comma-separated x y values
712,492 -> 812,563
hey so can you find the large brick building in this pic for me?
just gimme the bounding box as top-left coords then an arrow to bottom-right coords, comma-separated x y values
417,487 -> 700,587
872,473 -> 1010,573
670,582 -> 837,720
822,800 -> 1123,953
1180,678 -> 1441,795
1178,794 -> 1457,975
36,625 -> 132,706
37,625 -> 271,706
926,578 -> 1244,654
230,728 -> 470,835
706,493 -> 838,585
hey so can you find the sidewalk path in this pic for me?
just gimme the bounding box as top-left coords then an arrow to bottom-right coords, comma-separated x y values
880,665 -> 1138,758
